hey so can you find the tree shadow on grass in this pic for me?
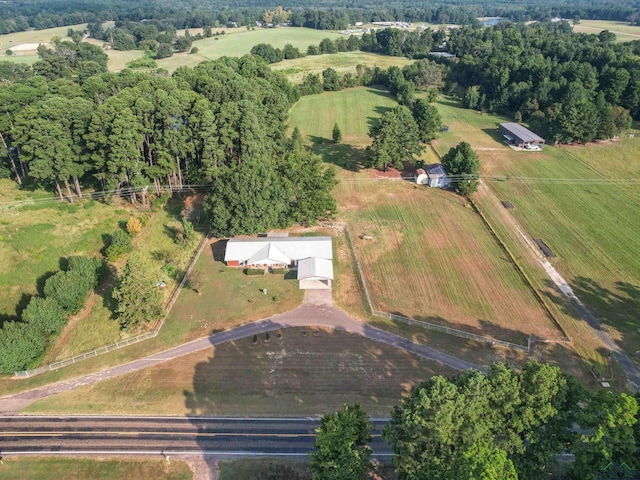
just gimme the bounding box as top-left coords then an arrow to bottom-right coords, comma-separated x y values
309,135 -> 362,172
0,293 -> 32,327
540,277 -> 640,389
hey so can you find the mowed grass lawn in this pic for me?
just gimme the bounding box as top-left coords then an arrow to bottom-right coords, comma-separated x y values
0,23 -> 87,52
433,98 -> 640,357
23,327 -> 454,416
0,457 -> 192,480
0,180 -> 128,320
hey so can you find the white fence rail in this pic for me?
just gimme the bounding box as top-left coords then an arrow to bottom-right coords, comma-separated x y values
14,232 -> 212,378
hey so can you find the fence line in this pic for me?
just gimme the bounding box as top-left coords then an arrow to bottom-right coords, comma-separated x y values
344,223 -> 531,354
14,232 -> 212,378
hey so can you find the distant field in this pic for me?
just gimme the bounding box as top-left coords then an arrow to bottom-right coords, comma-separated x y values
0,23 -> 87,54
272,51 -> 414,83
23,327 -> 453,416
0,457 -> 192,480
155,27 -> 343,73
573,20 -> 640,42
432,98 -> 640,359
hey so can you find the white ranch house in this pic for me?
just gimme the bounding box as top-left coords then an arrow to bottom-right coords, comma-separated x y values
224,237 -> 334,290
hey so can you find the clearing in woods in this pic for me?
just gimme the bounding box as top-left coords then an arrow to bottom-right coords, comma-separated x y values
432,98 -> 640,364
22,327 -> 455,416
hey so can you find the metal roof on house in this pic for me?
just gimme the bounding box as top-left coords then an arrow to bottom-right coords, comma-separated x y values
499,123 -> 545,143
246,243 -> 291,265
224,237 -> 333,263
297,257 -> 334,281
425,163 -> 447,178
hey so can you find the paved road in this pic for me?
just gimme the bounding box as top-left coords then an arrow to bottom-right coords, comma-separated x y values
0,295 -> 480,414
0,416 -> 391,457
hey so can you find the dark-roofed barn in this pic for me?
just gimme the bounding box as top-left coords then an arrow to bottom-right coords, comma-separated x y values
498,123 -> 545,149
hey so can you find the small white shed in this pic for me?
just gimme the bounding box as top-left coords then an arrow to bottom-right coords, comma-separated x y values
415,168 -> 429,185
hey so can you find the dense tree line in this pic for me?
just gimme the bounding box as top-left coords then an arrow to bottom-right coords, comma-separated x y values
448,21 -> 637,142
0,0 -> 638,35
312,363 -> 640,480
0,54 -> 335,234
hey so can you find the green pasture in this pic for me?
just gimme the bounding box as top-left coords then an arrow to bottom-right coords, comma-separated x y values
0,457 -> 192,480
272,51 -> 414,83
433,98 -> 640,357
0,23 -> 87,52
573,20 -> 640,42
155,27 -> 343,73
0,181 -> 128,320
288,86 -> 398,170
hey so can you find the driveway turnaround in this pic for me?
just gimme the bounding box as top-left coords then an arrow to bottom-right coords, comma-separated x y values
0,295 -> 480,414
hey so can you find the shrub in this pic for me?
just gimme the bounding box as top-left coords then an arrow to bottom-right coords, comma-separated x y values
245,268 -> 265,275
190,46 -> 199,54
44,269 -> 92,314
126,217 -> 143,236
0,321 -> 47,373
182,218 -> 195,242
21,296 -> 67,337
106,229 -> 132,261
67,255 -> 106,287
270,268 -> 288,274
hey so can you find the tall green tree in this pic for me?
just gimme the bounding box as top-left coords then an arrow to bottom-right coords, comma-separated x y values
572,391 -> 639,480
440,141 -> 479,198
366,105 -> 423,171
309,404 -> 373,480
411,98 -> 441,142
113,253 -> 163,330
383,362 -> 580,480
332,122 -> 342,143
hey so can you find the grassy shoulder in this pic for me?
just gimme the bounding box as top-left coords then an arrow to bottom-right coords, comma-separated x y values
0,456 -> 192,480
23,326 -> 453,416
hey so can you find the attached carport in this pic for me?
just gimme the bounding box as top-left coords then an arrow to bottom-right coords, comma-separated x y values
297,257 -> 334,290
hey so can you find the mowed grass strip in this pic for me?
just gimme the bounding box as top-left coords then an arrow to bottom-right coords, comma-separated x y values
433,98 -> 640,356
22,327 -> 455,417
349,182 -> 561,344
0,457 -> 192,480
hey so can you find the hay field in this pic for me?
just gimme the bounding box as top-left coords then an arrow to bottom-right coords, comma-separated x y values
346,181 -> 561,344
23,327 -> 454,416
573,20 -> 640,42
433,99 -> 640,356
272,51 -> 414,83
289,89 -> 562,345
